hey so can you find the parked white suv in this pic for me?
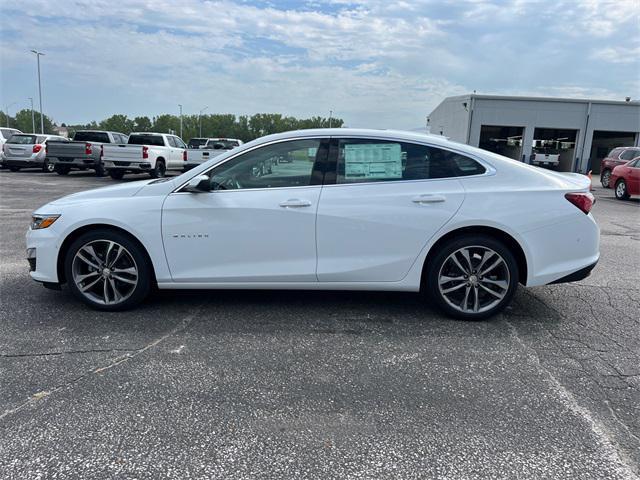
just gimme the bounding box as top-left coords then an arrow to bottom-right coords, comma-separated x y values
0,127 -> 22,166
102,132 -> 187,179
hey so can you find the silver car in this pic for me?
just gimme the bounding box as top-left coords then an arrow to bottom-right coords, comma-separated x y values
2,134 -> 69,172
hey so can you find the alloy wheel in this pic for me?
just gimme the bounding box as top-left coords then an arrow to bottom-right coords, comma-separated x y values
71,240 -> 139,305
438,246 -> 510,314
601,171 -> 610,188
616,181 -> 626,198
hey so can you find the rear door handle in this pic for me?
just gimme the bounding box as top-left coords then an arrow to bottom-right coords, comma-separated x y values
412,194 -> 446,204
279,199 -> 312,208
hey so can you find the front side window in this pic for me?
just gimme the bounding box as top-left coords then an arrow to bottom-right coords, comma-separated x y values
335,139 -> 485,184
203,139 -> 325,191
620,149 -> 640,160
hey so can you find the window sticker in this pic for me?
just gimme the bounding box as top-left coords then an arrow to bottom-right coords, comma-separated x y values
343,143 -> 402,179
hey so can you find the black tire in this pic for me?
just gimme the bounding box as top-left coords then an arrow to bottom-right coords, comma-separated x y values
43,159 -> 56,173
64,229 -> 152,311
109,170 -> 125,180
9,166 -> 19,172
55,165 -> 70,175
424,234 -> 519,321
600,169 -> 611,188
614,179 -> 630,200
94,162 -> 105,177
150,159 -> 166,178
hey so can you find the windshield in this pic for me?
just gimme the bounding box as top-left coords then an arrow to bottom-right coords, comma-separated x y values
7,134 -> 37,144
128,134 -> 165,146
74,131 -> 110,143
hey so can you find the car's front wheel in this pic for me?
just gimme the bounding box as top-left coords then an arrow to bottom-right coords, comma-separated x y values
65,229 -> 152,311
109,170 -> 125,180
424,235 -> 519,320
600,169 -> 611,188
615,179 -> 630,200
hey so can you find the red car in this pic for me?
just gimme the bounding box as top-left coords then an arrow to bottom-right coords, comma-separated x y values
609,157 -> 640,200
600,146 -> 640,188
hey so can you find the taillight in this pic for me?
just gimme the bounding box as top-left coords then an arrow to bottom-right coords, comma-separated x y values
565,192 -> 595,214
142,146 -> 149,159
85,143 -> 92,155
33,144 -> 42,153
183,150 -> 187,161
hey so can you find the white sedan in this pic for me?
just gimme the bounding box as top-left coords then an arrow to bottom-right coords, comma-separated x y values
26,129 -> 599,320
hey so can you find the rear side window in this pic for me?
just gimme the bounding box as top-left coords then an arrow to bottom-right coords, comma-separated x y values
128,134 -> 165,146
74,131 -> 110,143
7,135 -> 37,144
335,139 -> 486,184
608,148 -> 623,158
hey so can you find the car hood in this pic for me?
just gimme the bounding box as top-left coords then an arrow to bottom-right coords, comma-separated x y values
46,179 -> 158,207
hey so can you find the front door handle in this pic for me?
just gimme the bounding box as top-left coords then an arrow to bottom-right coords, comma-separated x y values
412,194 -> 446,204
279,199 -> 312,208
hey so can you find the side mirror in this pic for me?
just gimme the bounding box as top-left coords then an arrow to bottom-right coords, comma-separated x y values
184,174 -> 210,193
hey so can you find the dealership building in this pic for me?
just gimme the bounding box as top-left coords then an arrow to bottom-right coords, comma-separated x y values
427,95 -> 640,173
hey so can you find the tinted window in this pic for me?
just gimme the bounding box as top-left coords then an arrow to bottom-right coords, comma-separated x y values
7,135 -> 37,144
74,131 -> 110,143
128,134 -> 165,146
204,139 -> 324,190
620,149 -> 640,160
335,139 -> 485,184
188,138 -> 207,148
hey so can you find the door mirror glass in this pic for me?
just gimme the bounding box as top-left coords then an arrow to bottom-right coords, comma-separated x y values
184,174 -> 210,192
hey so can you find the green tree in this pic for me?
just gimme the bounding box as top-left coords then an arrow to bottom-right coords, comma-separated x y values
10,109 -> 55,134
133,116 -> 152,132
99,114 -> 134,134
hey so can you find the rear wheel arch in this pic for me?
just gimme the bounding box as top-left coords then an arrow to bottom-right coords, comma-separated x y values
57,224 -> 156,285
421,226 -> 528,288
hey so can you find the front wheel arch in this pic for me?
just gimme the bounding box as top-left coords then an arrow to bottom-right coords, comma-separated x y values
421,226 -> 528,289
57,224 -> 156,286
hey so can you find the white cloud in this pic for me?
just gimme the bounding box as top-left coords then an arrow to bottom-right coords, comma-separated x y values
1,0 -> 638,128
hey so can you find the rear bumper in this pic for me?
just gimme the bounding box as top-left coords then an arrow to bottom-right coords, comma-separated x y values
49,156 -> 98,168
103,160 -> 151,171
3,157 -> 44,168
549,260 -> 598,284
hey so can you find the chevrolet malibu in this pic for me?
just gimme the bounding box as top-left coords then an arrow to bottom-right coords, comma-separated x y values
26,129 -> 599,320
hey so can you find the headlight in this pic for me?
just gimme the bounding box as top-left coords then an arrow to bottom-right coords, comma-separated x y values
31,214 -> 60,230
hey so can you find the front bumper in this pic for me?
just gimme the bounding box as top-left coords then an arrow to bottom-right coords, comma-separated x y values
26,226 -> 62,284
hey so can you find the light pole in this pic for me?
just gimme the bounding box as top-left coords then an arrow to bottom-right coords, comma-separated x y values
199,106 -> 208,137
178,104 -> 183,139
4,102 -> 17,127
30,50 -> 45,133
28,97 -> 35,132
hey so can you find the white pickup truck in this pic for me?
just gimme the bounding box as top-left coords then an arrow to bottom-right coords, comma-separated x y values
102,132 -> 187,179
184,137 -> 244,171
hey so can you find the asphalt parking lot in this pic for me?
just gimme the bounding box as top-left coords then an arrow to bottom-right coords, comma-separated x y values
0,169 -> 638,479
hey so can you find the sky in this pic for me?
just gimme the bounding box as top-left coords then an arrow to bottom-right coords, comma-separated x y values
1,0 -> 639,130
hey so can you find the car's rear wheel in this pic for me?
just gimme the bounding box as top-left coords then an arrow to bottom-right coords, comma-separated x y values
9,166 -> 19,172
600,169 -> 611,188
615,179 -> 630,200
150,160 -> 166,178
94,162 -> 105,177
65,229 -> 152,311
109,170 -> 125,180
425,235 -> 519,320
43,159 -> 55,173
